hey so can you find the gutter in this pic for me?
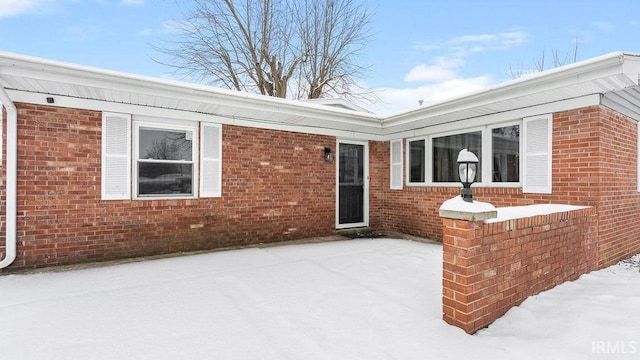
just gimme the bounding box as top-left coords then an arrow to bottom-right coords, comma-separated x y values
384,52 -> 634,127
0,51 -> 385,129
0,83 -> 17,269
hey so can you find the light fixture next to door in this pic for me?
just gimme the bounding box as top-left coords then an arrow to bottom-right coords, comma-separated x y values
324,147 -> 334,163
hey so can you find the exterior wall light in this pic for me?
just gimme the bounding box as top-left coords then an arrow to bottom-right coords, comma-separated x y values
457,149 -> 479,202
324,147 -> 334,163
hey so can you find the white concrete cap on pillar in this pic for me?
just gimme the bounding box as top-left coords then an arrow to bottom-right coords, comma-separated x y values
439,195 -> 497,221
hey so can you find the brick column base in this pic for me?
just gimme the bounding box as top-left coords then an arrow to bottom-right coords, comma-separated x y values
441,218 -> 488,333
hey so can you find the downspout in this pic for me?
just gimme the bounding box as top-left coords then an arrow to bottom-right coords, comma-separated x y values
0,84 -> 17,269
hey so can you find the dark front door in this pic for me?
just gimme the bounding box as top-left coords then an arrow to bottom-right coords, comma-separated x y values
338,143 -> 365,225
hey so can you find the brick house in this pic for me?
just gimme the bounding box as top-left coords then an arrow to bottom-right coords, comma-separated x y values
1,51 -> 640,272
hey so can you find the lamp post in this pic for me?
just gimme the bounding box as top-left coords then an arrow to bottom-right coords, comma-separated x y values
457,149 -> 479,202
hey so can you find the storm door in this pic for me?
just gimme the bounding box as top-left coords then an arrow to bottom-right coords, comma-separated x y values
337,141 -> 369,228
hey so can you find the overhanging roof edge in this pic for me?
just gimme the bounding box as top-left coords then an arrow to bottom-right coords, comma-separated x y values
2,51 -> 640,137
383,52 -> 639,127
0,51 -> 384,128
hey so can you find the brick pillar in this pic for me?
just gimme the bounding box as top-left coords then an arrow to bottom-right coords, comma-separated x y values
440,203 -> 496,334
441,218 -> 483,333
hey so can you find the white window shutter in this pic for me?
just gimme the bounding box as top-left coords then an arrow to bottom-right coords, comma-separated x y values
523,114 -> 552,194
200,123 -> 222,197
101,112 -> 131,200
390,139 -> 403,189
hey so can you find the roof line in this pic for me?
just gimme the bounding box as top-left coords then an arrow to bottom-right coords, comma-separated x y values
385,52 -> 638,122
0,51 -> 384,123
1,51 -> 640,133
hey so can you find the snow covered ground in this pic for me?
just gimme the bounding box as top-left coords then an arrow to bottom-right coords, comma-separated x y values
0,239 -> 638,360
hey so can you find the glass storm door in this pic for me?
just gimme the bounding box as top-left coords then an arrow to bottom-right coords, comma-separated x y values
337,141 -> 368,228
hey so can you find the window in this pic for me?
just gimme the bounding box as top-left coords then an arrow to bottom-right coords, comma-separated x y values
408,139 -> 425,183
432,131 -> 481,182
403,122 -> 528,186
492,125 -> 520,183
102,112 -> 222,200
135,125 -> 196,198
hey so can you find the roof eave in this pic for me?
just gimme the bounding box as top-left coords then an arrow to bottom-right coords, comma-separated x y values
0,51 -> 384,130
2,51 -> 640,137
383,52 -> 640,128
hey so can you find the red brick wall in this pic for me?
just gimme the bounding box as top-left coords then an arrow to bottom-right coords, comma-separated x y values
374,106 -> 640,266
0,104 -> 336,271
594,107 -> 640,267
442,207 -> 598,333
368,141 -> 387,231
369,140 -> 461,237
2,102 -> 639,272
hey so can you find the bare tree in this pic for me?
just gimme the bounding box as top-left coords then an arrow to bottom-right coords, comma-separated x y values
144,133 -> 191,160
292,0 -> 371,100
154,0 -> 373,101
509,39 -> 580,79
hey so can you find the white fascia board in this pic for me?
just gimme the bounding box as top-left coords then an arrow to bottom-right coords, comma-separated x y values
2,51 -> 639,142
231,117 -> 383,140
4,90 -> 603,142
380,94 -> 602,141
0,52 -> 383,127
622,53 -> 640,82
14,70 -> 381,128
383,52 -> 636,129
301,98 -> 373,113
6,89 -> 227,123
7,89 -> 385,141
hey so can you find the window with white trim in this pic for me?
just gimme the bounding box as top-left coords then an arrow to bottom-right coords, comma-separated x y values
432,131 -> 482,182
408,139 -> 426,183
101,112 -> 222,200
491,124 -> 520,183
405,122 -> 526,187
134,123 -> 197,198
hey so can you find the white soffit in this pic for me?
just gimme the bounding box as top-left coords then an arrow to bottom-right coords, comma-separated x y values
0,52 -> 385,135
602,87 -> 640,120
1,51 -> 640,137
383,53 -> 640,131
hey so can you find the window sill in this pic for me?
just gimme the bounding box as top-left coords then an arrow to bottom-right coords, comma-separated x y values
405,182 -> 522,188
133,195 -> 198,201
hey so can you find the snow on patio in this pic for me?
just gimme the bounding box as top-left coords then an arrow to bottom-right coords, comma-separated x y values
0,239 -> 638,360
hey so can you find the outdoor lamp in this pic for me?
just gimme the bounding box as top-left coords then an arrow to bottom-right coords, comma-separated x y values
324,147 -> 334,163
457,149 -> 479,202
